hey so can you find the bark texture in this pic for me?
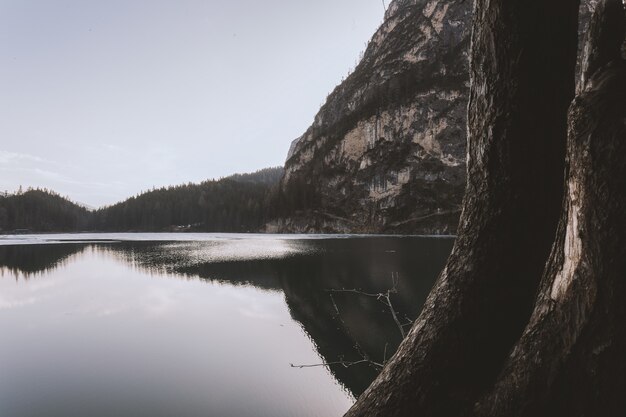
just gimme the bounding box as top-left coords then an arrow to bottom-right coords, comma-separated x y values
579,0 -> 625,88
344,1 -> 580,416
475,2 -> 626,416
346,0 -> 626,416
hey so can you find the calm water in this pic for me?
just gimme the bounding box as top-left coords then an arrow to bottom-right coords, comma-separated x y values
0,234 -> 453,417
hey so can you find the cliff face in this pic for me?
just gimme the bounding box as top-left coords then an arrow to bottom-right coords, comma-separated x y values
272,0 -> 594,235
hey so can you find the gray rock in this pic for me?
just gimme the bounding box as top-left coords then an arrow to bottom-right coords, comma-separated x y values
276,0 -> 593,234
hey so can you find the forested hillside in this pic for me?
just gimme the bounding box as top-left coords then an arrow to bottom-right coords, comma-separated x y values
0,167 -> 283,233
0,188 -> 91,232
93,167 -> 283,232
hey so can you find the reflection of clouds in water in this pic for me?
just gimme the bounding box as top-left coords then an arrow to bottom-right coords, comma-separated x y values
0,274 -> 67,310
0,237 -> 312,318
0,294 -> 39,310
95,306 -> 128,318
20,279 -> 59,291
140,287 -> 180,318
72,285 -> 180,319
67,284 -> 181,319
215,284 -> 284,321
239,305 -> 281,321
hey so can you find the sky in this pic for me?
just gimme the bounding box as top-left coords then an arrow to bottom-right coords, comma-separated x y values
0,0 -> 385,207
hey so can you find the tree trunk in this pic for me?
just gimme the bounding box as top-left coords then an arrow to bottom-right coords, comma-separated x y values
346,1 -> 626,416
344,1 -> 580,416
475,2 -> 626,416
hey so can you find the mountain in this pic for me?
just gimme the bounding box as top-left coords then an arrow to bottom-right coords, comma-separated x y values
271,0 -> 596,235
4,1 -> 597,236
271,0 -> 471,234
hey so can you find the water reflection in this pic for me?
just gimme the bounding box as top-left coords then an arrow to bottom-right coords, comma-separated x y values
277,238 -> 451,396
0,236 -> 453,413
0,244 -> 87,278
91,238 -> 451,396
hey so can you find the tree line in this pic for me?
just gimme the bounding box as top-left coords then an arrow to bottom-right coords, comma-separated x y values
0,187 -> 91,232
0,167 -> 312,233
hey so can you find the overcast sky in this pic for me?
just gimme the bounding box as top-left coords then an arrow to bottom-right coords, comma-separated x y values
0,0 -> 384,207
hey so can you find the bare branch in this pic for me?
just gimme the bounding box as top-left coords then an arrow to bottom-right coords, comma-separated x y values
326,288 -> 383,298
327,272 -> 407,339
290,359 -> 383,370
293,273 -> 408,373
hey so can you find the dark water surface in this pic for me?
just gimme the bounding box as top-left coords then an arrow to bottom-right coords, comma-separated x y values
0,234 -> 453,417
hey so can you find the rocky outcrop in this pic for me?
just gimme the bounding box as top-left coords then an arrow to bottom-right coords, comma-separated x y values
275,0 -> 469,234
275,0 -> 595,235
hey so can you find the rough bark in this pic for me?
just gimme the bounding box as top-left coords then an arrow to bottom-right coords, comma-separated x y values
579,0 -> 625,88
475,2 -> 626,416
344,1 -> 580,416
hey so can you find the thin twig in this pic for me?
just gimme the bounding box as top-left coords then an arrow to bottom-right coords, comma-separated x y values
293,273 -> 409,372
327,272 -> 407,339
290,359 -> 382,370
331,294 -> 377,364
385,272 -> 406,338
326,288 -> 382,298
383,342 -> 389,364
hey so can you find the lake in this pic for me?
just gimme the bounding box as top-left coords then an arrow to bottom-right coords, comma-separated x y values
0,233 -> 453,417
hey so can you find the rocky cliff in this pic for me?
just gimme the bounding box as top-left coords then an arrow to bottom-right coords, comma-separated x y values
270,0 -> 594,235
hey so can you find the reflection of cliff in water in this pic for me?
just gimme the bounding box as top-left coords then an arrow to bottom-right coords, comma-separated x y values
277,238 -> 453,397
0,237 -> 453,396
